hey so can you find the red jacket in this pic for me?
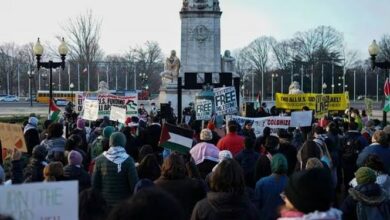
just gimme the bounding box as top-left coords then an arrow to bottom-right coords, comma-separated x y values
217,132 -> 245,156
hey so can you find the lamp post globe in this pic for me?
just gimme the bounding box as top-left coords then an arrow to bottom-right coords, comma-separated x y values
368,40 -> 380,57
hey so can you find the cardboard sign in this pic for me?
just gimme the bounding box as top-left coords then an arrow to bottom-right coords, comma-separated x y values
76,92 -> 138,118
82,99 -> 99,121
0,123 -> 27,152
0,181 -> 78,220
315,95 -> 329,118
214,87 -> 237,115
195,99 -> 213,121
290,110 -> 313,127
275,93 -> 349,110
110,106 -> 127,124
227,115 -> 291,137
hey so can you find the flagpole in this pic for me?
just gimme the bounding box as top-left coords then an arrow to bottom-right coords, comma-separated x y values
88,63 -> 90,91
68,62 -> 71,91
58,68 -> 61,91
115,65 -> 118,91
17,64 -> 20,96
106,64 -> 109,89
97,66 -> 100,88
377,72 -> 379,102
77,63 -> 80,91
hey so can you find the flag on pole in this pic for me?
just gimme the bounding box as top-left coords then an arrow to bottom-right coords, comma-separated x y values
384,96 -> 390,113
384,78 -> 390,97
49,99 -> 61,122
159,123 -> 194,153
256,91 -> 261,103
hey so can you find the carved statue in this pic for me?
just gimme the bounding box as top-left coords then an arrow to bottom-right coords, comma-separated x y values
288,81 -> 304,94
97,81 -> 110,94
160,50 -> 181,84
221,50 -> 235,73
182,0 -> 189,11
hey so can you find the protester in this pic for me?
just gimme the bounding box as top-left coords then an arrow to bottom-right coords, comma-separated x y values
39,119 -> 53,141
191,159 -> 260,220
277,129 -> 297,175
23,116 -> 40,155
154,153 -> 206,218
235,137 -> 259,188
255,126 -> 271,152
63,150 -> 91,192
92,132 -> 139,208
242,120 -> 256,140
79,188 -> 108,220
65,134 -> 88,168
217,121 -> 244,156
341,167 -> 390,220
206,121 -> 221,145
144,116 -> 162,152
361,120 -> 376,144
296,140 -> 323,170
89,125 -> 114,160
41,123 -> 67,162
357,130 -> 390,173
136,154 -> 161,181
190,128 -> 220,179
23,145 -> 48,182
305,157 -> 324,170
43,161 -> 67,182
255,153 -> 289,220
279,168 -> 342,220
70,118 -> 89,152
254,135 -> 279,181
122,125 -> 142,161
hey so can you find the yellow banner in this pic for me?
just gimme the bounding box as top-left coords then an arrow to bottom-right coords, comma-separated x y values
275,92 -> 349,111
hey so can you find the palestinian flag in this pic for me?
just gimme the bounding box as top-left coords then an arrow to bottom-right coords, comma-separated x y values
49,99 -> 61,122
384,78 -> 390,97
384,96 -> 390,113
159,123 -> 194,154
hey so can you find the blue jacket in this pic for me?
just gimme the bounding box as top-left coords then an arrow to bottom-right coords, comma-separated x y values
255,174 -> 288,220
357,144 -> 390,173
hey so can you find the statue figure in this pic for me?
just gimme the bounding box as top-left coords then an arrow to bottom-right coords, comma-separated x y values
97,81 -> 110,94
213,0 -> 220,11
160,50 -> 181,84
182,0 -> 189,11
221,50 -> 235,73
288,81 -> 304,94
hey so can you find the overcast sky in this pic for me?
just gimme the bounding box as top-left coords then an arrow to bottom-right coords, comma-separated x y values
1,0 -> 389,58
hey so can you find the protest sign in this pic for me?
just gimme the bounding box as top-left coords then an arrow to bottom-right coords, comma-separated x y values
275,93 -> 349,111
76,92 -> 138,118
315,95 -> 329,118
214,87 -> 237,115
290,111 -> 313,127
227,115 -> 291,137
110,106 -> 127,124
0,181 -> 78,220
0,123 -> 27,152
195,99 -> 213,120
82,99 -> 99,121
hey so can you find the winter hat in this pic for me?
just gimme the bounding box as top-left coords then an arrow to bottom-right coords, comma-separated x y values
103,126 -> 115,138
200,129 -> 213,141
271,153 -> 288,174
32,145 -> 47,161
355,167 -> 376,185
218,150 -> 233,162
77,119 -> 85,129
68,150 -> 83,166
28,117 -> 39,126
284,168 -> 333,214
207,121 -> 215,130
109,132 -> 126,147
134,179 -> 155,194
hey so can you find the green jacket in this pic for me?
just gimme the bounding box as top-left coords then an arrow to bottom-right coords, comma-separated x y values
92,154 -> 138,207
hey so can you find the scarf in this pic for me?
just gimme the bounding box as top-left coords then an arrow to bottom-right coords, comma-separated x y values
103,146 -> 129,173
24,123 -> 37,134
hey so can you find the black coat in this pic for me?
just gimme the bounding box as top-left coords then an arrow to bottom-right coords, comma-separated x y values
24,128 -> 40,155
155,176 -> 206,218
24,159 -> 46,182
145,124 -> 162,151
278,139 -> 298,175
64,164 -> 91,192
191,192 -> 260,220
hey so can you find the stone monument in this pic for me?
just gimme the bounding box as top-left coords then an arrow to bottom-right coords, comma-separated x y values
160,50 -> 181,87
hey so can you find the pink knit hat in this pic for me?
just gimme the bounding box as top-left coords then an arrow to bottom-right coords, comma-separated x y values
68,150 -> 83,166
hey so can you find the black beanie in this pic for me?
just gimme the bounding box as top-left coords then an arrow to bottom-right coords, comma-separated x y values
284,168 -> 333,214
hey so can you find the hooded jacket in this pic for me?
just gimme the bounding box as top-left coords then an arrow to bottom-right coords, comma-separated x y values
63,164 -> 91,192
341,182 -> 390,220
191,192 -> 260,220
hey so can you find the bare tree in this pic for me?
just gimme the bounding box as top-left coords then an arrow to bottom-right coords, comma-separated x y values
378,34 -> 390,61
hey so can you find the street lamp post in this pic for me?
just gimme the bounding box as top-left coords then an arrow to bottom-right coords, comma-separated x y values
271,73 -> 278,101
369,40 -> 390,125
69,82 -> 74,103
42,73 -> 48,90
322,83 -> 327,94
33,38 -> 68,116
27,70 -> 35,107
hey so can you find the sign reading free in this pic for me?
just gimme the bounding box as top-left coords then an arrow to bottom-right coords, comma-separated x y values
214,87 -> 237,115
195,99 -> 213,120
0,181 -> 78,220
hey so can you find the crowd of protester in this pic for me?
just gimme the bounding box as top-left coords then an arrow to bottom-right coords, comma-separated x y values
1,104 -> 390,220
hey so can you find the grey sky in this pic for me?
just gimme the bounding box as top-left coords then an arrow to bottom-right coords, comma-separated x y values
1,0 -> 389,58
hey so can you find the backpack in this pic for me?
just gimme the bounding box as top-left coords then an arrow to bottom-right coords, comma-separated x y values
342,134 -> 363,163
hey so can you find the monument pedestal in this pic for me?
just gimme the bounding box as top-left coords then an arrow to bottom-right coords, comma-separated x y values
159,85 -> 200,115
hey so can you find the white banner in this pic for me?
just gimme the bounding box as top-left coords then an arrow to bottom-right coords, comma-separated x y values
195,99 -> 213,121
214,87 -> 237,115
76,92 -> 138,119
290,110 -> 313,127
110,106 -> 127,124
0,181 -> 78,220
82,99 -> 99,121
227,115 -> 291,137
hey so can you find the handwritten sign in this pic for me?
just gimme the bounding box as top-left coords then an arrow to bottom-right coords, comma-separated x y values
214,87 -> 237,115
195,99 -> 213,120
82,99 -> 99,121
0,181 -> 78,220
227,115 -> 291,137
0,123 -> 27,152
290,110 -> 313,127
110,106 -> 127,124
